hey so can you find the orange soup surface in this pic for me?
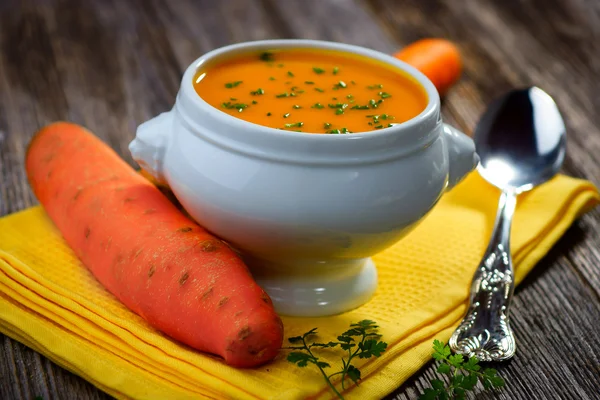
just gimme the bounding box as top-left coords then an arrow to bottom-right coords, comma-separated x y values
193,48 -> 428,134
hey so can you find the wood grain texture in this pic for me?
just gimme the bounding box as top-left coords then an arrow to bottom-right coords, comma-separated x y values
1,0 -> 599,399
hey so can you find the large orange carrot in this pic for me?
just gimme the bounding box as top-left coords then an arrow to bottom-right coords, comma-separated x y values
394,38 -> 463,97
25,122 -> 283,368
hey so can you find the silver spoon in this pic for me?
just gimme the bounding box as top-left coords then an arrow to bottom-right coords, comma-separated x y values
449,86 -> 566,361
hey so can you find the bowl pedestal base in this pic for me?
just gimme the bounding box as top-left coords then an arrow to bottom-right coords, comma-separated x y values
242,255 -> 378,317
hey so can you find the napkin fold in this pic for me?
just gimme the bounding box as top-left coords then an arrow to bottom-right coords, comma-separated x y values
0,172 -> 598,400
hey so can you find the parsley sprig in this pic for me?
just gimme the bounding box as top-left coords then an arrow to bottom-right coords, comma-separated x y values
420,340 -> 505,399
285,320 -> 387,400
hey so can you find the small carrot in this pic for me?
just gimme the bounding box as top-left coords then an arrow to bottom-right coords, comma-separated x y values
25,122 -> 283,368
394,38 -> 463,97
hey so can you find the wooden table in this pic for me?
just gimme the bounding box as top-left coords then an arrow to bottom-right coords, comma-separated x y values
1,0 -> 599,399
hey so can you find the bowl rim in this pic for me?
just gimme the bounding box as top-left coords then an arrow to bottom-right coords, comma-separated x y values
177,39 -> 441,144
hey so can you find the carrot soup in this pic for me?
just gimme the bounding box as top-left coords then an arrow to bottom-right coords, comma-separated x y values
193,48 -> 428,134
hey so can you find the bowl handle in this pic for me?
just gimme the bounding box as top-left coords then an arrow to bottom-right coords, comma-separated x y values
442,123 -> 479,191
129,111 -> 173,185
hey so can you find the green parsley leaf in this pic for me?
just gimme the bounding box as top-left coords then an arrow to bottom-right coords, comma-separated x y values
259,52 -> 275,62
224,81 -> 243,88
284,320 -> 387,399
313,67 -> 325,74
420,341 -> 506,400
284,122 -> 304,128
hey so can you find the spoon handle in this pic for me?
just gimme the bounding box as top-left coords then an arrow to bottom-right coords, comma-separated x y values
449,189 -> 517,361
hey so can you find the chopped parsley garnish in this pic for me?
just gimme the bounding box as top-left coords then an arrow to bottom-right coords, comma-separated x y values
367,84 -> 383,90
379,92 -> 392,99
293,105 -> 302,109
323,122 -> 332,129
305,81 -> 315,84
351,105 -> 370,110
312,103 -> 324,109
225,81 -> 243,88
251,88 -> 265,95
283,113 -> 290,118
269,76 -> 276,81
313,67 -> 325,74
284,122 -> 304,128
267,112 -> 272,116
221,102 -> 248,112
315,88 -> 325,93
276,92 -> 296,98
327,128 -> 350,134
259,52 -> 275,62
333,66 -> 339,75
333,81 -> 347,89
288,71 -> 295,77
335,108 -> 344,115
251,100 -> 258,104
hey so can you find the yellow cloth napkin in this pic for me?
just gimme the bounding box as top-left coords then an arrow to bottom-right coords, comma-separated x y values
0,172 -> 598,400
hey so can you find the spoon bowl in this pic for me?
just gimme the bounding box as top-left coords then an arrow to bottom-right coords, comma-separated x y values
476,86 -> 566,192
449,86 -> 567,361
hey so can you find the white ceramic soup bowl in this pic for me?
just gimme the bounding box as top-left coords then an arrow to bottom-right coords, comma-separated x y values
129,39 -> 478,317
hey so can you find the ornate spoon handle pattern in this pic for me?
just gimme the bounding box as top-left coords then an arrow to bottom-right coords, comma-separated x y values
449,190 -> 517,361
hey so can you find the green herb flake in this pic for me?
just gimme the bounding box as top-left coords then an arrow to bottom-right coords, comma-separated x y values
267,112 -> 272,116
336,108 -> 344,115
315,88 -> 325,93
269,76 -> 276,81
224,81 -> 243,88
312,103 -> 325,109
323,122 -> 332,129
251,88 -> 265,96
333,66 -> 339,75
277,63 -> 284,68
379,92 -> 392,99
313,67 -> 325,74
252,100 -> 258,104
367,84 -> 383,90
284,122 -> 304,128
305,81 -> 315,85
293,105 -> 302,109
328,103 -> 348,109
259,52 -> 275,62
351,80 -> 356,85
221,102 -> 248,112
276,92 -> 296,98
283,113 -> 290,118
333,81 -> 347,90
351,105 -> 369,110
230,97 -> 237,101
375,124 -> 384,129
329,127 -> 350,134
369,99 -> 378,108
287,71 -> 295,77
346,94 -> 354,99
